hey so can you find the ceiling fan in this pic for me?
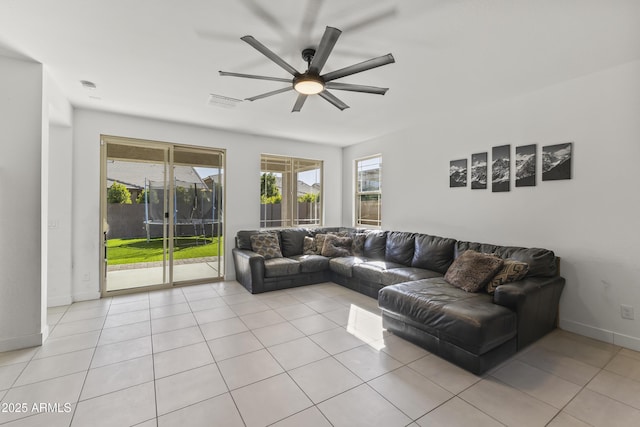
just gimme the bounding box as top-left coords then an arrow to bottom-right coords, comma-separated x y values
219,26 -> 395,112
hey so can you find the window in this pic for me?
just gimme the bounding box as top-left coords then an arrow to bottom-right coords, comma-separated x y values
260,155 -> 322,228
355,155 -> 382,227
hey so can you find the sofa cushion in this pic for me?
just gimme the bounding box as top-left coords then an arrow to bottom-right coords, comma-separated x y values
385,231 -> 416,266
353,260 -> 405,283
264,257 -> 300,277
279,228 -> 308,257
321,235 -> 353,257
289,254 -> 330,273
411,234 -> 456,274
250,233 -> 283,259
363,231 -> 387,260
381,267 -> 442,286
487,259 -> 529,293
329,256 -> 367,278
444,250 -> 504,292
456,241 -> 557,277
378,278 -> 517,355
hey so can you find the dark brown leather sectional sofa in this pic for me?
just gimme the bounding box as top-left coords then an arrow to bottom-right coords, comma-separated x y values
232,227 -> 565,374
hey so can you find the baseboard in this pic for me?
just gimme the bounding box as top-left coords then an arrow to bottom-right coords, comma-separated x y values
560,318 -> 640,351
72,290 -> 101,302
48,294 -> 73,307
613,332 -> 640,352
0,332 -> 44,353
559,319 -> 614,343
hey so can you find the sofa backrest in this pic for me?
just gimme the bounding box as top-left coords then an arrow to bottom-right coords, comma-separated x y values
363,230 -> 387,260
455,241 -> 558,277
278,228 -> 310,257
385,231 -> 416,265
236,227 -> 342,254
411,234 -> 457,274
236,230 -> 273,250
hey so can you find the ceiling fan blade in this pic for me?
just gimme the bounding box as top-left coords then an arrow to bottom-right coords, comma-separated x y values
309,26 -> 342,75
241,36 -> 300,76
325,82 -> 388,95
322,53 -> 395,82
240,0 -> 292,41
219,71 -> 292,83
245,86 -> 293,102
318,90 -> 349,111
340,7 -> 398,33
292,94 -> 308,112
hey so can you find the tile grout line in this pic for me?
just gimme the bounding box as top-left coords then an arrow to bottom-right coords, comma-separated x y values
67,295 -> 112,427
187,283 -> 250,427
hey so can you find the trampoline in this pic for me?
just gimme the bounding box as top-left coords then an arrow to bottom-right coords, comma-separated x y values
143,178 -> 220,244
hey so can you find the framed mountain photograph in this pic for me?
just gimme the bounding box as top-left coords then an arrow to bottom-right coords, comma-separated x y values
516,144 -> 536,187
449,159 -> 467,188
492,144 -> 510,192
542,142 -> 572,181
471,152 -> 487,189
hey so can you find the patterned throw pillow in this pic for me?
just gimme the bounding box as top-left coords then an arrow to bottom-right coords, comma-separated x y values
321,235 -> 353,257
313,234 -> 330,254
351,232 -> 367,256
486,259 -> 529,293
444,250 -> 504,293
250,233 -> 282,259
303,236 -> 318,255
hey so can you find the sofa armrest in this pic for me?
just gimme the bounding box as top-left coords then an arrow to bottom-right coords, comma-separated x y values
232,248 -> 265,294
493,276 -> 565,349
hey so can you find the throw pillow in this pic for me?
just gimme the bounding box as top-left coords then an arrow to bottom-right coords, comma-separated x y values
313,234 -> 330,254
486,259 -> 529,293
321,234 -> 353,257
303,236 -> 318,255
444,250 -> 504,293
351,232 -> 367,256
250,232 -> 282,259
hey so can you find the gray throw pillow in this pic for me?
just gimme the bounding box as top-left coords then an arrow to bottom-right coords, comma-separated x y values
351,232 -> 367,256
250,232 -> 282,259
303,236 -> 318,255
321,234 -> 353,258
444,250 -> 504,292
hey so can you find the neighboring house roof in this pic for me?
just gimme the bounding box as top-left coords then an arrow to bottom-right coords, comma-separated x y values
106,161 -> 205,189
274,177 -> 320,197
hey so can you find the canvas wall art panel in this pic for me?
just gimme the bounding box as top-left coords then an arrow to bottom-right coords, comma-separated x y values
471,152 -> 487,189
542,142 -> 572,181
516,144 -> 536,187
492,144 -> 510,192
449,159 -> 467,187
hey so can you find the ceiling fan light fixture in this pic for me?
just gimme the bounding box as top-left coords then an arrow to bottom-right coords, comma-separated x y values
293,75 -> 324,95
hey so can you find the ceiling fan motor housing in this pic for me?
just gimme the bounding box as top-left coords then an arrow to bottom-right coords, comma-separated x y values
301,48 -> 316,65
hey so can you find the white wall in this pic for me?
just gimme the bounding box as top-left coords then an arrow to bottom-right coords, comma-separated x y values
343,60 -> 640,350
48,125 -> 73,307
0,56 -> 47,351
71,110 -> 343,300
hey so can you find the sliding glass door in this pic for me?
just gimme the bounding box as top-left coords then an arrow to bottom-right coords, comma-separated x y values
171,146 -> 224,283
100,136 -> 225,295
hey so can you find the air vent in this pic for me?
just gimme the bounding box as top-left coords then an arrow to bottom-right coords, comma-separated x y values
208,93 -> 243,109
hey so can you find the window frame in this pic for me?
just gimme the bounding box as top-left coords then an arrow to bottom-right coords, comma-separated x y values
260,154 -> 323,228
354,154 -> 382,228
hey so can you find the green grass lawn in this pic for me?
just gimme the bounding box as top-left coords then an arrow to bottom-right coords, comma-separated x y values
107,236 -> 223,265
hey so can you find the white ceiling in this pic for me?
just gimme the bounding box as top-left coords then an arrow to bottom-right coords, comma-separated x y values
1,0 -> 638,146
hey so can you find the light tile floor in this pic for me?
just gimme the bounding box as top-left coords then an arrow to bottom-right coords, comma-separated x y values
1,281 -> 639,426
